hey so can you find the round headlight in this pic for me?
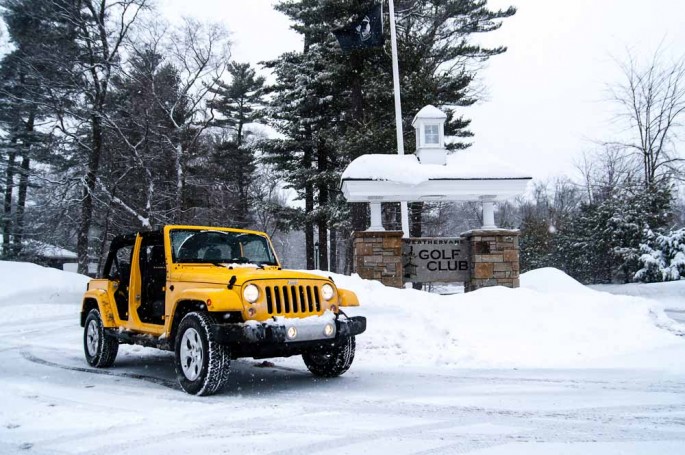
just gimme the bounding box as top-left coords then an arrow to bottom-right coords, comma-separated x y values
321,284 -> 335,301
243,284 -> 259,303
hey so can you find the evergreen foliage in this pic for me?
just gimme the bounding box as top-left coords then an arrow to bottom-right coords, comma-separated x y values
635,228 -> 685,282
265,0 -> 515,270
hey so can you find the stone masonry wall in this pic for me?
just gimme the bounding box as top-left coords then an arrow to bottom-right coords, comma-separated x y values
463,229 -> 520,292
353,231 -> 404,288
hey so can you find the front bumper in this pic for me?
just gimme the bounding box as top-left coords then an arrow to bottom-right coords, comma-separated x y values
210,315 -> 366,359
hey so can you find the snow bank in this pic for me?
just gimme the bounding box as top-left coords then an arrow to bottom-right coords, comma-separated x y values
313,268 -> 685,370
0,261 -> 88,303
2,260 -> 682,370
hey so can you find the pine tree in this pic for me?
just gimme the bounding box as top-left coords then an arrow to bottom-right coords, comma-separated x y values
0,0 -> 79,257
266,0 -> 515,270
101,48 -> 183,232
206,62 -> 266,227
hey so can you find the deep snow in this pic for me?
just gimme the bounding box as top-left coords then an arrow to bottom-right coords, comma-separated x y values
320,267 -> 685,370
1,261 -> 684,454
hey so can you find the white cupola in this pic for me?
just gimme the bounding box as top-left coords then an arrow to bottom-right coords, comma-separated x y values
412,105 -> 448,165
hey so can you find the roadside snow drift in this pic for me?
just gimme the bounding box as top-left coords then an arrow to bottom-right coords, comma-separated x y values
0,261 -> 89,325
0,260 -> 88,301
0,261 -> 683,370
328,267 -> 685,369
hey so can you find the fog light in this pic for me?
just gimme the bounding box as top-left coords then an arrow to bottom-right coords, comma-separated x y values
324,323 -> 335,337
286,326 -> 298,339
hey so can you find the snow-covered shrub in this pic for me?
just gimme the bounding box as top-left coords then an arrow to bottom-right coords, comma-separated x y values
634,228 -> 685,282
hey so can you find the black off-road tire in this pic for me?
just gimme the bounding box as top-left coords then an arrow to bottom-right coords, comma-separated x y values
84,309 -> 119,368
174,311 -> 230,396
303,336 -> 356,378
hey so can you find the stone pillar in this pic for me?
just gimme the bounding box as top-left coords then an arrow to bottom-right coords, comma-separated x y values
462,229 -> 520,292
353,231 -> 404,288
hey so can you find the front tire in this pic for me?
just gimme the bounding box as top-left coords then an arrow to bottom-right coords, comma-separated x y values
303,336 -> 356,378
84,309 -> 119,368
174,312 -> 230,396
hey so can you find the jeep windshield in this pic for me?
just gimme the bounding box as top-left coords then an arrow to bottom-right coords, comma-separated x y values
170,229 -> 278,266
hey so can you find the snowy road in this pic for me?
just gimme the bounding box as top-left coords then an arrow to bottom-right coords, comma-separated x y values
1,291 -> 685,454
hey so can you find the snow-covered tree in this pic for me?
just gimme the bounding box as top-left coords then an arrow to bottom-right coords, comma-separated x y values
634,228 -> 685,282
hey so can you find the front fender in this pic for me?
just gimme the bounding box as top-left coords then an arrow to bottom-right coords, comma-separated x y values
173,286 -> 244,312
338,288 -> 360,307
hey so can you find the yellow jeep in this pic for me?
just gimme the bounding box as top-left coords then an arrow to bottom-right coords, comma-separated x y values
80,225 -> 366,395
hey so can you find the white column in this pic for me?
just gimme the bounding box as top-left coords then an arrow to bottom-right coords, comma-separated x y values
368,203 -> 385,231
481,198 -> 496,229
401,202 -> 410,238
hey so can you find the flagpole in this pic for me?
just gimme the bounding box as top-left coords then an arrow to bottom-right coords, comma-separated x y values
387,0 -> 410,238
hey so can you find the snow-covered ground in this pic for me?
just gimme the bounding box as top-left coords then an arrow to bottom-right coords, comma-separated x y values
1,262 -> 684,454
591,280 -> 685,323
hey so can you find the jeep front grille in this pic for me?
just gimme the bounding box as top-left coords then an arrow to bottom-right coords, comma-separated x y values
264,285 -> 321,315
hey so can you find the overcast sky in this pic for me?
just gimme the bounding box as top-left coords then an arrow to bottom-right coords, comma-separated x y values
162,0 -> 685,181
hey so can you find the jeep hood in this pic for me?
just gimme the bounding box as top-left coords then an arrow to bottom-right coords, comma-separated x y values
170,266 -> 332,287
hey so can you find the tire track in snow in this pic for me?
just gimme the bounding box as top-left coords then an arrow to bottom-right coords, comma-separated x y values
20,350 -> 179,390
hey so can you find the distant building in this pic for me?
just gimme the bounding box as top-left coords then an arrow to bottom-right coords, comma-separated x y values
0,235 -> 96,275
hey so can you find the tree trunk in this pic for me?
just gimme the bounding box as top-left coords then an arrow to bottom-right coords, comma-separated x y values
410,202 -> 423,290
349,54 -> 368,233
317,220 -> 328,271
410,202 -> 423,237
347,203 -> 367,273
303,140 -> 315,269
97,192 -> 114,277
12,155 -> 30,256
13,111 -> 35,256
175,143 -> 185,222
78,114 -> 104,275
330,228 -> 337,273
316,139 -> 329,271
305,185 -> 314,269
2,150 -> 16,258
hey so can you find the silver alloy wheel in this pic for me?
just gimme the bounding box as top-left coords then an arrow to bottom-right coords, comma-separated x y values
180,327 -> 204,381
86,319 -> 99,356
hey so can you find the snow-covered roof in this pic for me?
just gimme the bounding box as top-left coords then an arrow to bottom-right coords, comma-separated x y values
0,235 -> 77,259
29,241 -> 78,259
412,105 -> 447,125
342,151 -> 531,183
341,151 -> 532,203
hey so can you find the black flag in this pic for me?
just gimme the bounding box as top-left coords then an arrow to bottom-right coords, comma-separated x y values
332,3 -> 385,53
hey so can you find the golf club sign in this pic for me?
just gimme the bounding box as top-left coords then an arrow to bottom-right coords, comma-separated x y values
402,238 -> 470,283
